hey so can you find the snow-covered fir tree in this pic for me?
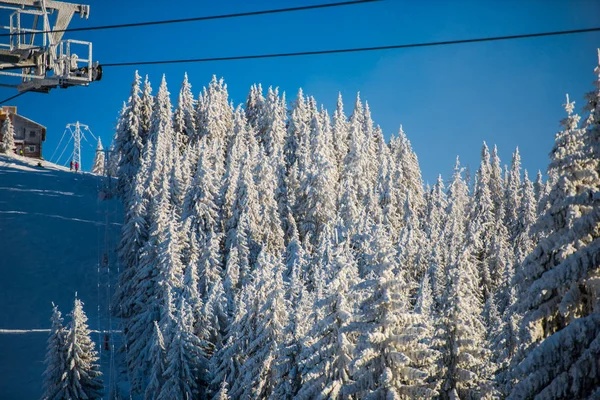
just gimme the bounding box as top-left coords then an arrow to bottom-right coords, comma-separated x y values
92,137 -> 105,175
228,249 -> 289,399
510,55 -> 600,399
1,114 -> 15,154
296,239 -> 358,400
64,297 -> 103,399
348,224 -> 438,399
41,303 -> 68,400
115,71 -> 144,200
104,59 -> 600,399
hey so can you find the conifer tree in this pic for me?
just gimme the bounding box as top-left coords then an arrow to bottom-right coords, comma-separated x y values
64,297 -> 103,399
435,159 -> 493,398
115,71 -> 144,199
284,88 -> 307,172
255,145 -> 285,254
398,191 -> 429,285
123,134 -> 174,393
504,148 -> 522,245
514,170 -> 537,267
140,75 -> 154,143
215,379 -> 230,400
245,83 -> 265,131
0,114 -> 15,154
467,143 -> 497,302
41,303 -> 68,400
159,297 -> 208,400
393,125 -> 426,222
271,214 -> 313,399
332,93 -> 349,174
510,61 -> 600,398
91,138 -> 105,175
426,175 -> 448,306
295,240 -> 359,400
489,145 -> 505,220
145,321 -> 167,399
440,249 -> 493,399
348,224 -> 438,399
173,72 -> 196,155
533,170 -> 545,210
300,111 -> 337,244
229,250 -> 289,399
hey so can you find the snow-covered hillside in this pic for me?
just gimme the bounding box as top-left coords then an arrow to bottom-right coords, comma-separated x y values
0,155 -> 122,399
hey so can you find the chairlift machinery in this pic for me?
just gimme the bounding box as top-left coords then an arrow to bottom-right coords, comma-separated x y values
0,0 -> 101,93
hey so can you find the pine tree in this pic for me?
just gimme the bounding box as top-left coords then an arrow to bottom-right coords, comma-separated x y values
145,321 -> 167,399
435,159 -> 493,399
229,249 -> 289,399
173,72 -> 196,155
285,89 -> 309,173
64,297 -> 103,399
214,379 -> 230,400
299,111 -> 337,244
514,170 -> 537,268
271,214 -> 313,399
510,56 -> 600,398
1,114 -> 15,154
159,296 -> 208,400
348,224 -> 438,399
255,145 -> 285,254
504,148 -> 522,246
398,191 -> 429,285
489,145 -> 505,221
467,143 -> 497,302
440,249 -> 493,399
332,93 -> 349,175
115,71 -> 144,199
426,175 -> 448,307
140,75 -> 154,144
91,138 -> 105,175
183,138 -> 221,253
123,132 -> 174,393
295,240 -> 359,400
533,170 -> 545,209
113,132 -> 150,321
245,83 -> 265,131
198,75 -> 233,188
393,125 -> 426,224
41,303 -> 68,400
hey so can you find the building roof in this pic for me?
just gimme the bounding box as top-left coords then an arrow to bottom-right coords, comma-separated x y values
0,106 -> 46,141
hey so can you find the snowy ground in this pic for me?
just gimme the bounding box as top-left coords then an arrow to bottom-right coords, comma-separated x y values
0,155 -> 122,399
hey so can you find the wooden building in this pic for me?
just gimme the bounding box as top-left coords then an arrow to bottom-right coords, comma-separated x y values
0,106 -> 46,159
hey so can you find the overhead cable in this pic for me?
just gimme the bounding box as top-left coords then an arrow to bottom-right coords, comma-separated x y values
102,26 -> 600,68
0,91 -> 26,105
0,0 -> 380,37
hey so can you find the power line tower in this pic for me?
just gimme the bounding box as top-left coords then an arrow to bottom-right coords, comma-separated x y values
66,121 -> 96,168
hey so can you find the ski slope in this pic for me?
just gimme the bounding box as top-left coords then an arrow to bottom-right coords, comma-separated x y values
0,155 -> 122,400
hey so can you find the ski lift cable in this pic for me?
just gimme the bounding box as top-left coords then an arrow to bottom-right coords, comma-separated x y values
63,150 -> 75,167
0,0 -> 379,37
55,135 -> 73,166
48,128 -> 69,164
84,126 -> 98,143
102,26 -> 600,67
0,92 -> 26,106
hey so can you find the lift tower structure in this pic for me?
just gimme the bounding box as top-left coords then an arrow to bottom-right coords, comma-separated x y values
0,0 -> 101,93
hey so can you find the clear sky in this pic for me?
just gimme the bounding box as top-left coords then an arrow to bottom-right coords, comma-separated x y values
1,0 -> 599,183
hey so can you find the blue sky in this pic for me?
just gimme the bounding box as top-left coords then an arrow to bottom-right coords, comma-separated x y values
2,0 -> 599,183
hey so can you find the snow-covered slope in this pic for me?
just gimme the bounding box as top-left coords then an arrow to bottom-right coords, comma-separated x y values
0,155 -> 122,399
